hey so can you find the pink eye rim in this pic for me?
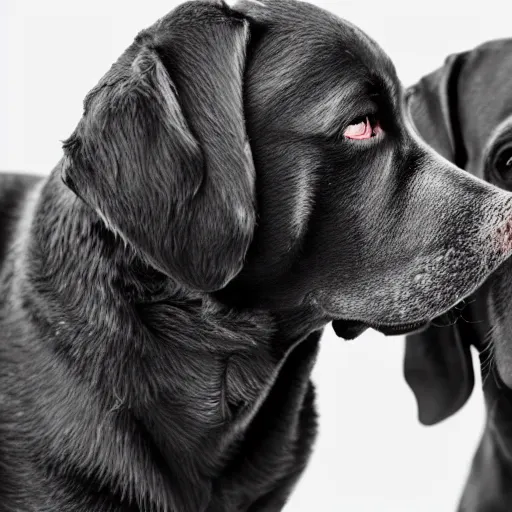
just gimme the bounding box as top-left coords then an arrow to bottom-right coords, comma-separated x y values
343,116 -> 382,141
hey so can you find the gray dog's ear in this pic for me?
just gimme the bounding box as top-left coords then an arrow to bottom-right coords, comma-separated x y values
406,51 -> 468,166
404,313 -> 476,425
61,2 -> 255,292
404,51 -> 475,425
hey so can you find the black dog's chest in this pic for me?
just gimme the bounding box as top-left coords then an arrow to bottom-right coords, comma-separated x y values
0,298 -> 319,512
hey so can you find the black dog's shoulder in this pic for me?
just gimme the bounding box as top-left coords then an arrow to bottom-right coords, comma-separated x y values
0,172 -> 43,267
0,172 -> 41,202
473,37 -> 512,54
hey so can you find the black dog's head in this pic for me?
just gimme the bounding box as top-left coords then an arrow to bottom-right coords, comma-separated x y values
403,39 -> 512,424
61,1 -> 512,340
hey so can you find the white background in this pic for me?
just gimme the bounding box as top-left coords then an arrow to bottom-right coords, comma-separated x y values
1,1 -> 511,511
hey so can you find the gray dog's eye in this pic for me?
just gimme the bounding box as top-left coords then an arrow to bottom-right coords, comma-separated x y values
494,145 -> 512,180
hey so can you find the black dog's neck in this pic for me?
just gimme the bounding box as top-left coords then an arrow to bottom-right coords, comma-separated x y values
25,168 -> 286,396
25,166 -> 326,340
13,166 -> 321,510
27,168 -> 322,335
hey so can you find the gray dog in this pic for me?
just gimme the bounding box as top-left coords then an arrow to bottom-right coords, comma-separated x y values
405,38 -> 512,512
2,1 -> 512,511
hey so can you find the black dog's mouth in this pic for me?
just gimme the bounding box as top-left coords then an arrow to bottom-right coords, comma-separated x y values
332,320 -> 429,340
372,321 -> 429,336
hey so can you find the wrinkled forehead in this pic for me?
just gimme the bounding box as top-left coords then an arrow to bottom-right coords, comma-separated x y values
459,42 -> 512,160
238,0 -> 398,115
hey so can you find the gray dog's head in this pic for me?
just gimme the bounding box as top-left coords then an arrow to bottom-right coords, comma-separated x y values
60,1 -> 512,339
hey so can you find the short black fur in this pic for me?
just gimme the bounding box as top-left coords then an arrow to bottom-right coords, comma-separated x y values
3,2 -> 512,511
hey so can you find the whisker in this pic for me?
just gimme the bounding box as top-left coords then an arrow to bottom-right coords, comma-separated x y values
480,324 -> 498,388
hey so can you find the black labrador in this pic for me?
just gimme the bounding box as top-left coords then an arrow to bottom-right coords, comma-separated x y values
404,38 -> 512,512
2,2 -> 512,511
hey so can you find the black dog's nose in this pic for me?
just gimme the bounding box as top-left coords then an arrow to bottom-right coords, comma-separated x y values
496,218 -> 512,253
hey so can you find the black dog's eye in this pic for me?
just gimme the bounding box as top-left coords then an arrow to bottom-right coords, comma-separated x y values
494,145 -> 512,181
343,114 -> 382,141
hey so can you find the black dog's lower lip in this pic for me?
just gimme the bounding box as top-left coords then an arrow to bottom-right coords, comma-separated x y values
332,319 -> 429,339
370,321 -> 429,336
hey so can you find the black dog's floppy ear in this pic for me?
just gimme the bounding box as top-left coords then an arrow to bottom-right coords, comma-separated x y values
61,1 -> 255,292
404,312 -> 476,426
406,51 -> 468,166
